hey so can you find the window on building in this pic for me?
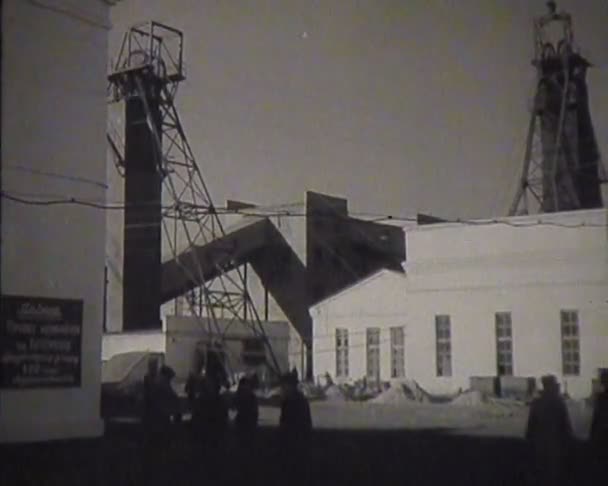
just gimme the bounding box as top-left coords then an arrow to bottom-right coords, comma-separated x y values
335,328 -> 349,378
366,328 -> 381,380
561,310 -> 580,376
435,315 -> 452,377
495,312 -> 513,376
390,326 -> 405,378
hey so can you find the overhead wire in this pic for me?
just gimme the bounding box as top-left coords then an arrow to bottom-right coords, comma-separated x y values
2,190 -> 606,228
27,0 -> 112,31
3,165 -> 108,190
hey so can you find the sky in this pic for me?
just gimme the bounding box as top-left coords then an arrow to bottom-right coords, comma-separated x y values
109,0 -> 608,220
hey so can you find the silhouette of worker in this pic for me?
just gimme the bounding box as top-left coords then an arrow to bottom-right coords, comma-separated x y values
185,351 -> 205,408
142,362 -> 180,442
525,375 -> 574,486
206,350 -> 229,390
278,370 -> 312,482
234,376 -> 259,447
141,357 -> 168,480
142,356 -> 160,425
192,374 -> 228,452
158,365 -> 181,424
190,374 -> 228,481
590,370 -> 608,480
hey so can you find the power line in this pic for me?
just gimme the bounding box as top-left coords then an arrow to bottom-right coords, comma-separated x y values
0,192 -> 168,210
4,165 -> 108,190
27,0 -> 111,30
1,190 -> 607,228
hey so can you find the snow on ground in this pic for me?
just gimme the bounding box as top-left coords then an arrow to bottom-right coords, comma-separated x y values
258,398 -> 593,439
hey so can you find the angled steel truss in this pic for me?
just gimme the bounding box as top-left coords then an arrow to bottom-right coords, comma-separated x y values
107,22 -> 281,378
510,3 -> 606,216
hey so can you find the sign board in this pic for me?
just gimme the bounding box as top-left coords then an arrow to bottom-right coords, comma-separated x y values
1,295 -> 83,388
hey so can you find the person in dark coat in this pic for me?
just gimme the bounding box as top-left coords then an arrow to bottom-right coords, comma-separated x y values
190,374 -> 229,481
185,346 -> 206,410
525,375 -> 574,486
142,363 -> 180,444
142,356 -> 160,425
192,375 -> 228,452
590,370 -> 608,481
158,365 -> 181,424
140,357 -> 167,480
278,370 -> 312,482
234,376 -> 259,447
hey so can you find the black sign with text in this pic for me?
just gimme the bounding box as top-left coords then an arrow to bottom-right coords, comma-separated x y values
1,295 -> 83,388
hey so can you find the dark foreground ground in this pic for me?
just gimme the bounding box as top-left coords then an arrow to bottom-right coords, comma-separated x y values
1,420 -> 603,486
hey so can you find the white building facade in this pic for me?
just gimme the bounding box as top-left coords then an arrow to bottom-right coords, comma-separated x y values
1,0 -> 119,442
101,316 -> 304,383
311,209 -> 608,399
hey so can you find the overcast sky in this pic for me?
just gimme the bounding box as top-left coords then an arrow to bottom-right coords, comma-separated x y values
109,0 -> 608,220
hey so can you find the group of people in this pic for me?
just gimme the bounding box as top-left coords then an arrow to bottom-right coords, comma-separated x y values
142,358 -> 182,436
140,357 -> 608,484
141,359 -> 313,478
525,371 -> 608,485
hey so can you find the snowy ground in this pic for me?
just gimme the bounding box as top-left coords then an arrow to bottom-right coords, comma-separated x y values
2,399 -> 600,486
258,399 -> 593,439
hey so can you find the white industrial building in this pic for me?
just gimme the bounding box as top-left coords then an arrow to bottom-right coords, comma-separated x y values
1,1 -> 121,442
102,316 -> 303,384
311,208 -> 608,400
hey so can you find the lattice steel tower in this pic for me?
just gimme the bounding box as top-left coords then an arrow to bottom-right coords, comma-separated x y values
509,2 -> 606,215
107,22 -> 280,376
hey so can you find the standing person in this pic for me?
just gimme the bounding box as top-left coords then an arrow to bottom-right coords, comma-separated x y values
278,370 -> 313,483
191,375 -> 229,481
185,353 -> 205,417
142,356 -> 159,424
234,376 -> 259,447
158,365 -> 181,425
192,375 -> 228,451
231,375 -> 260,482
141,356 -> 164,481
590,370 -> 608,481
525,375 -> 574,486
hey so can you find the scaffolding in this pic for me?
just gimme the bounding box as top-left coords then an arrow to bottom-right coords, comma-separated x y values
107,22 -> 281,380
509,2 -> 606,215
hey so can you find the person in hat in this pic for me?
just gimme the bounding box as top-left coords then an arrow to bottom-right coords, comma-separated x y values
525,375 -> 574,485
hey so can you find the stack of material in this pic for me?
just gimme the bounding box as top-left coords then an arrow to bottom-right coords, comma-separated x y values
450,390 -> 523,418
368,379 -> 441,405
369,383 -> 415,405
400,379 -> 432,403
300,382 -> 325,400
450,390 -> 486,407
324,384 -> 348,402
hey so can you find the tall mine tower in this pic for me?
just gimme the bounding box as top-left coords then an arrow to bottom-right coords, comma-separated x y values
510,2 -> 606,215
107,23 -> 280,374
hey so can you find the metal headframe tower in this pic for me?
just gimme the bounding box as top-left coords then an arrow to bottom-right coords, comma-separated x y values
107,22 -> 281,379
509,1 -> 606,216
